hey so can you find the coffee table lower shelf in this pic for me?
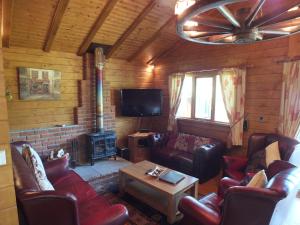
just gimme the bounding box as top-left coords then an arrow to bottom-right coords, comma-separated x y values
119,161 -> 198,224
120,179 -> 193,224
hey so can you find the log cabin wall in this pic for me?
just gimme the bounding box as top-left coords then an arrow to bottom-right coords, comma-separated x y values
4,47 -> 154,156
0,34 -> 19,225
4,47 -> 83,129
152,36 -> 300,152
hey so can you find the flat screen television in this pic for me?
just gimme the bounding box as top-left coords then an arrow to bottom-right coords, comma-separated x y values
120,89 -> 163,117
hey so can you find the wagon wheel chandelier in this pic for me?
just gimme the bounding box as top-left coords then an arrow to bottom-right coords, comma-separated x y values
175,0 -> 300,44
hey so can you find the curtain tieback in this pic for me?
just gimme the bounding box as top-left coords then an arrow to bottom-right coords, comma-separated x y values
230,115 -> 244,129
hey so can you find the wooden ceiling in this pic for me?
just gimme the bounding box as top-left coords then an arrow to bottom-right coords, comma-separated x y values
3,0 -> 179,63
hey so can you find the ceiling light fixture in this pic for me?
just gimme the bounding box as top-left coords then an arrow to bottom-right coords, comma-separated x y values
175,0 -> 300,45
175,0 -> 196,15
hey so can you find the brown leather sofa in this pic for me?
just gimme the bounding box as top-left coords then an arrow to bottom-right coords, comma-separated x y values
223,133 -> 299,181
11,141 -> 128,225
149,132 -> 225,183
179,165 -> 300,225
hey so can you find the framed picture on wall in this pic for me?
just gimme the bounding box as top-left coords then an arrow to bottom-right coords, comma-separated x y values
18,67 -> 61,100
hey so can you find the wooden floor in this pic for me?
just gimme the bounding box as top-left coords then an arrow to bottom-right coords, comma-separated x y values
198,173 -> 221,196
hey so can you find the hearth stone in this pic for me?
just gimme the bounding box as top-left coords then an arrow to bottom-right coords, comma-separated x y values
73,157 -> 131,193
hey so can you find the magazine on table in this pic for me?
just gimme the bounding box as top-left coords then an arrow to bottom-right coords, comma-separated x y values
145,166 -> 166,177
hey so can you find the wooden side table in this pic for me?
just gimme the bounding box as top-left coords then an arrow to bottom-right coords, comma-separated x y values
128,132 -> 154,163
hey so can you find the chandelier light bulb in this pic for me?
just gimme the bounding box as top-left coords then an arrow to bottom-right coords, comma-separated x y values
174,0 -> 196,15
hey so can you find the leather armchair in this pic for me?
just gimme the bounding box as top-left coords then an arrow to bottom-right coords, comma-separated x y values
223,133 -> 299,181
179,167 -> 300,225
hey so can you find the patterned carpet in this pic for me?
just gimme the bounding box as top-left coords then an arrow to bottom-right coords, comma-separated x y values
105,192 -> 179,225
74,159 -> 181,225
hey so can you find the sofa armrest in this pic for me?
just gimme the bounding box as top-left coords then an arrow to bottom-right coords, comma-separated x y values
266,160 -> 296,179
20,191 -> 79,225
223,155 -> 248,171
217,177 -> 241,198
221,186 -> 283,225
148,133 -> 168,149
82,204 -> 128,225
178,196 -> 221,225
193,142 -> 224,183
44,155 -> 69,183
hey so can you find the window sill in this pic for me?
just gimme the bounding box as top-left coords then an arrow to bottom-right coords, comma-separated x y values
177,118 -> 230,128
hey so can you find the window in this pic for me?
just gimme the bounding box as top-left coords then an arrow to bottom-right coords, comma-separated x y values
176,73 -> 229,123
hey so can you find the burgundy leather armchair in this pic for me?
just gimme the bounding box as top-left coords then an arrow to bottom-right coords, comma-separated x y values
179,166 -> 300,225
223,133 -> 299,181
11,141 -> 128,225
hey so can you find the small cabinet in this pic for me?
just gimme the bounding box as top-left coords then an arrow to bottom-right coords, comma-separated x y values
128,132 -> 154,163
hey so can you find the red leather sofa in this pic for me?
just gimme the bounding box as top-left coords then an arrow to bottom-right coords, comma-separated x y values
11,141 -> 128,225
179,165 -> 300,225
149,132 -> 225,183
223,133 -> 299,181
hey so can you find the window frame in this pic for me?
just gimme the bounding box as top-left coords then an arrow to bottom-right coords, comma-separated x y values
178,71 -> 229,125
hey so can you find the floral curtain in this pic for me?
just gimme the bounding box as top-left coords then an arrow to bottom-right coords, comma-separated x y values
278,61 -> 300,138
167,73 -> 185,132
219,68 -> 246,146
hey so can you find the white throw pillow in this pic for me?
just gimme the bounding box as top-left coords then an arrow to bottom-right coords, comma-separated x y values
22,145 -> 54,191
247,169 -> 268,188
265,141 -> 281,166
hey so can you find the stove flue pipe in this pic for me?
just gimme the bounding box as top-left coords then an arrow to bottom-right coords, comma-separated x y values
95,48 -> 105,133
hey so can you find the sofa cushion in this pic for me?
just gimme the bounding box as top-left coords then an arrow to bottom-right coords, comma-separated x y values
173,152 -> 194,175
79,195 -> 110,224
198,192 -> 222,214
22,145 -> 54,191
224,168 -> 245,181
245,149 -> 267,173
53,171 -> 97,204
153,147 -> 181,159
174,133 -> 213,153
193,136 -> 213,151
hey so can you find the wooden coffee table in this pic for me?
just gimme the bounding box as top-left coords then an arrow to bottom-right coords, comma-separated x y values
119,160 -> 199,224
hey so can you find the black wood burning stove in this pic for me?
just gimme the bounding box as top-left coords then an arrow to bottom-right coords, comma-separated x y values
87,131 -> 117,165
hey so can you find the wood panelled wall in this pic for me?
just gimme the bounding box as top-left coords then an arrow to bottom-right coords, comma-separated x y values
104,58 -> 154,146
4,47 -> 83,129
0,49 -> 18,224
4,47 -> 154,148
153,36 -> 299,152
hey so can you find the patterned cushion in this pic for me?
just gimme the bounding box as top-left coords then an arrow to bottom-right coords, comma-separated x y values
193,136 -> 213,151
22,145 -> 54,191
174,133 -> 213,153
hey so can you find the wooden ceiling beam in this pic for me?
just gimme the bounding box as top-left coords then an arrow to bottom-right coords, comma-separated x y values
43,0 -> 70,52
77,0 -> 119,56
147,39 -> 184,65
106,0 -> 157,59
2,0 -> 14,48
128,15 -> 176,62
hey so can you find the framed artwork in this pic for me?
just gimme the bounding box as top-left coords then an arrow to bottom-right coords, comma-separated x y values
18,67 -> 61,100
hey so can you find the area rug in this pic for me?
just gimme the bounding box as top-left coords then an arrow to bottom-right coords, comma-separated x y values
105,192 -> 179,225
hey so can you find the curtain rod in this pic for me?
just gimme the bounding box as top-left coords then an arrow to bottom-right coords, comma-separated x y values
277,56 -> 300,64
171,64 -> 253,74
